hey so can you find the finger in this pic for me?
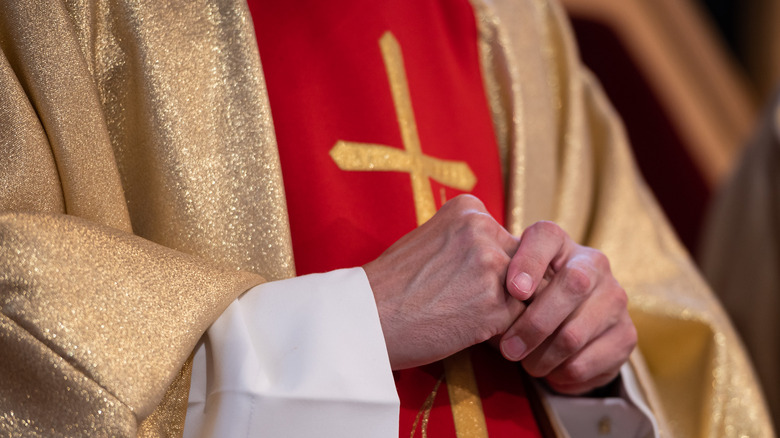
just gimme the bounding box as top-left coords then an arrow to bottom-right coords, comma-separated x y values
506,221 -> 573,300
500,253 -> 599,361
521,277 -> 627,376
543,314 -> 637,395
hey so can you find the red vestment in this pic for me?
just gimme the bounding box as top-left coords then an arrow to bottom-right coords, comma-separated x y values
250,0 -> 544,435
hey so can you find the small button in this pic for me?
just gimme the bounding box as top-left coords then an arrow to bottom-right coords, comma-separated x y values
598,416 -> 611,435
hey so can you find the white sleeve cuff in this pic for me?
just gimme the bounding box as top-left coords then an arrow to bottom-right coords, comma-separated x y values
542,363 -> 657,438
184,267 -> 400,438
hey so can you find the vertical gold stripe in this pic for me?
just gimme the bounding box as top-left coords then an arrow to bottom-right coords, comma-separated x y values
331,33 -> 486,435
379,32 -> 437,224
379,32 -> 487,438
444,350 -> 490,438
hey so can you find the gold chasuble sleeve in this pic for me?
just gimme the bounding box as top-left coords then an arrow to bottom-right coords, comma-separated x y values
473,0 -> 773,436
0,214 -> 262,435
0,0 -> 293,436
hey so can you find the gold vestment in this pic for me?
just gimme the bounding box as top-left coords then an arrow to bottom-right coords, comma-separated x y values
0,0 -> 772,436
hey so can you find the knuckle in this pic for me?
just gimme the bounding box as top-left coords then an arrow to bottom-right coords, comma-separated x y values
474,326 -> 497,345
613,284 -> 629,309
599,285 -> 629,332
589,249 -> 611,272
472,246 -> 506,271
449,194 -> 485,212
562,266 -> 592,296
528,220 -> 566,240
623,320 -> 638,351
558,360 -> 589,384
523,361 -> 546,378
544,379 -> 571,394
467,212 -> 494,232
457,209 -> 484,230
457,213 -> 500,244
558,327 -> 584,355
522,314 -> 548,341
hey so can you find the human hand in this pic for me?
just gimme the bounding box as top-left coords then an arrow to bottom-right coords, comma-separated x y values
500,221 -> 637,395
364,195 -> 523,370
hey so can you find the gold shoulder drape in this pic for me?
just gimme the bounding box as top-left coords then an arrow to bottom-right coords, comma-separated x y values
0,0 -> 772,436
0,0 -> 293,435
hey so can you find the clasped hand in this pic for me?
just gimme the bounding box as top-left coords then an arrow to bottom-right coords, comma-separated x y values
364,195 -> 636,395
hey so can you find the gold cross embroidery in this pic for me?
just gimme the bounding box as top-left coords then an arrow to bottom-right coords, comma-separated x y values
329,31 -> 476,226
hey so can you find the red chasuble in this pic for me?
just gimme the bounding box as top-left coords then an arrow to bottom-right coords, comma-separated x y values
249,0 -> 543,436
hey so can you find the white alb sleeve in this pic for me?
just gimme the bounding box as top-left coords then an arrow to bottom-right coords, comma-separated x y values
184,267 -> 399,438
184,267 -> 658,438
542,363 -> 658,438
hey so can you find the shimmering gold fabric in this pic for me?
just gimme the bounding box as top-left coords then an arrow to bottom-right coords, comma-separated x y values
137,357 -> 194,437
700,96 -> 780,432
64,0 -> 294,280
474,0 -> 773,435
0,48 -> 64,216
0,0 -> 772,437
0,213 -> 263,435
0,1 -> 131,232
0,0 -> 291,435
0,312 -> 136,437
444,351 -> 489,438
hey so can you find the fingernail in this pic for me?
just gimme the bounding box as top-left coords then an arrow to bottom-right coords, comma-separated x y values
512,272 -> 533,295
502,336 -> 526,361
